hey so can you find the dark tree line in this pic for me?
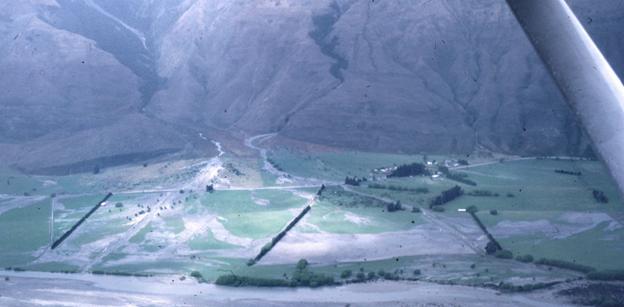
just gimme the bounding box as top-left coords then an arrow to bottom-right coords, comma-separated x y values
52,193 -> 113,249
466,190 -> 499,197
218,259 -> 335,287
438,166 -> 477,186
248,205 -> 312,266
388,163 -> 429,178
429,185 -> 464,208
555,169 -> 582,176
367,183 -> 428,194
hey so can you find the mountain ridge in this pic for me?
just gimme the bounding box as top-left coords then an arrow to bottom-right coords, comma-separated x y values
0,0 -> 622,173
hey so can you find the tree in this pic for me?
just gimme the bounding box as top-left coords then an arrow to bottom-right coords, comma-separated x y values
386,200 -> 404,212
485,241 -> 500,255
340,270 -> 352,279
367,271 -> 376,280
592,189 -> 609,203
296,259 -> 309,271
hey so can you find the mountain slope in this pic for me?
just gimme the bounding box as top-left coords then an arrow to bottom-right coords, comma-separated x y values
0,0 -> 622,172
0,0 -> 194,173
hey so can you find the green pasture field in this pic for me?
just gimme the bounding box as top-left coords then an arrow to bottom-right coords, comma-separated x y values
433,159 -> 624,271
0,198 -> 51,267
267,150 -> 443,181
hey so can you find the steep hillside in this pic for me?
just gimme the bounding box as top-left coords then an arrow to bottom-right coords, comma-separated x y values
0,0 -> 197,173
0,0 -> 622,172
150,0 -> 619,154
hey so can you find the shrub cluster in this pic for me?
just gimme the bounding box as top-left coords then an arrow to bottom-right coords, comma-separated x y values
515,254 -> 534,263
376,270 -> 400,281
266,158 -> 284,172
215,274 -> 291,287
534,258 -> 595,274
218,259 -> 335,288
340,270 -> 352,279
225,163 -> 243,176
592,189 -> 609,204
586,270 -> 624,281
485,241 -> 501,255
367,184 -> 429,194
91,270 -> 152,277
438,166 -> 477,186
497,281 -> 559,292
290,259 -> 335,287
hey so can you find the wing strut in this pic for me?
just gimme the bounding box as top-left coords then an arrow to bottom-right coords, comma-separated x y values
507,0 -> 624,196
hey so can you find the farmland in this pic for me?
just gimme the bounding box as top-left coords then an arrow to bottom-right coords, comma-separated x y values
1,137 -> 623,306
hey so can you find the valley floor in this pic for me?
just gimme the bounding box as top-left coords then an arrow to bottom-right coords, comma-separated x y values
0,270 -> 569,307
0,134 -> 623,306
